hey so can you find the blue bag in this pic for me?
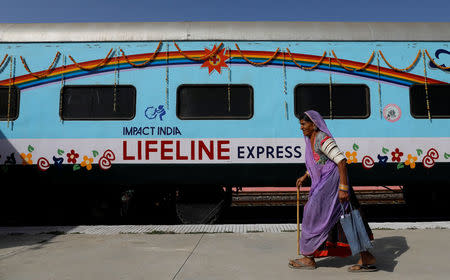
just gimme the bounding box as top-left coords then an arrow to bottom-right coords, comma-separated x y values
339,203 -> 373,255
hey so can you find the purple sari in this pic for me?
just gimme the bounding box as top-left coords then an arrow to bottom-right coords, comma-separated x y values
300,110 -> 347,256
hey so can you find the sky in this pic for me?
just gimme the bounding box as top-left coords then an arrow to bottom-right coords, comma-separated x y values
0,0 -> 449,23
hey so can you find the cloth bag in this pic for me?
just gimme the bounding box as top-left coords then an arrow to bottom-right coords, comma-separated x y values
340,203 -> 373,255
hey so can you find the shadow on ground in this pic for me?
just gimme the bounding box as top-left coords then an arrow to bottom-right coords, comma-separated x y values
315,236 -> 409,272
0,233 -> 62,260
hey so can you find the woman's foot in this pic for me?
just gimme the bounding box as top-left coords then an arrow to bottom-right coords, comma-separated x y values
360,251 -> 376,265
288,257 -> 317,269
348,251 -> 377,272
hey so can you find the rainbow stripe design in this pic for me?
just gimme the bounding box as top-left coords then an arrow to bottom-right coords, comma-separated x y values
0,49 -> 446,90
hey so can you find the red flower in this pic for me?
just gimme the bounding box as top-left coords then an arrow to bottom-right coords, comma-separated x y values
67,149 -> 79,164
391,148 -> 403,162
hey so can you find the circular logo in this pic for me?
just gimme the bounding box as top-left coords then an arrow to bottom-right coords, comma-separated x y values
383,104 -> 401,122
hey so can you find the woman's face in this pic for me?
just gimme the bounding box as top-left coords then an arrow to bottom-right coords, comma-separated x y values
300,119 -> 316,137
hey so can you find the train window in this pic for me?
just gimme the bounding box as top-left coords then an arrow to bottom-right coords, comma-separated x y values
177,84 -> 253,119
0,86 -> 20,121
294,84 -> 370,119
60,85 -> 136,120
410,84 -> 450,118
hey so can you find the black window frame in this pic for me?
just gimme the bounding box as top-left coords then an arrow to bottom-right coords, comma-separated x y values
176,84 -> 254,120
294,83 -> 371,119
59,85 -> 137,121
409,84 -> 450,119
0,86 -> 20,121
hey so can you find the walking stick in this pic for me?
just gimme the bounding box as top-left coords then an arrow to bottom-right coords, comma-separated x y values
297,184 -> 300,255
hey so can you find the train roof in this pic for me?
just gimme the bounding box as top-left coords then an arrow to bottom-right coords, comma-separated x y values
0,22 -> 450,42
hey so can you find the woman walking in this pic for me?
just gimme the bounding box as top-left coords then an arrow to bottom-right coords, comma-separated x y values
289,110 -> 377,272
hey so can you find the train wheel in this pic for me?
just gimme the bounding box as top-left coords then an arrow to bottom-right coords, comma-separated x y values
175,186 -> 231,224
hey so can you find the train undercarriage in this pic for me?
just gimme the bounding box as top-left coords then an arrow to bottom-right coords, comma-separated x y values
1,163 -> 450,225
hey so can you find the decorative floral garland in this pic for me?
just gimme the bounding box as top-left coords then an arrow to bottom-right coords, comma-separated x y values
235,43 -> 279,66
0,54 -> 8,69
20,52 -> 60,79
165,43 -> 169,110
422,50 -> 432,121
7,56 -> 15,128
227,47 -> 232,112
286,48 -> 326,70
11,45 -> 450,76
68,48 -> 113,71
378,50 -> 421,72
377,53 -> 383,119
328,56 -> 333,119
59,55 -> 65,123
120,41 -> 162,67
331,50 -> 374,71
113,49 -> 119,112
173,42 -> 223,61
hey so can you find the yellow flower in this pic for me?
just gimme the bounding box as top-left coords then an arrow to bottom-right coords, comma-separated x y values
405,154 -> 418,169
20,153 -> 33,165
80,155 -> 94,170
345,151 -> 358,164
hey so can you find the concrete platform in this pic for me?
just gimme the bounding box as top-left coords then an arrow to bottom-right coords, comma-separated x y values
1,227 -> 449,279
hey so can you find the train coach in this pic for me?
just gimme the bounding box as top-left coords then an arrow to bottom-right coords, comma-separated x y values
0,22 -> 449,223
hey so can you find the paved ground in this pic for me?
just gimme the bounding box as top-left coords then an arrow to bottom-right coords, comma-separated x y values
1,227 -> 449,280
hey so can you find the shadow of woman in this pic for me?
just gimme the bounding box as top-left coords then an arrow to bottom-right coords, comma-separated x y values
315,236 -> 409,272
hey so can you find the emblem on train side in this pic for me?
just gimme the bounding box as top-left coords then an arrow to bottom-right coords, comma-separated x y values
201,45 -> 229,74
145,105 -> 166,121
429,49 -> 450,71
383,104 -> 401,123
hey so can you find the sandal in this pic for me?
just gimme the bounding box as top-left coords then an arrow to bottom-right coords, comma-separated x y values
347,264 -> 378,272
288,259 -> 317,270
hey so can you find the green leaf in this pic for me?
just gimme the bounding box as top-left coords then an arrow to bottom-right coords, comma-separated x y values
92,150 -> 99,157
73,164 -> 80,171
382,147 -> 389,154
353,144 -> 359,151
416,149 -> 423,156
397,162 -> 405,170
445,153 -> 450,160
57,149 -> 65,156
28,145 -> 34,153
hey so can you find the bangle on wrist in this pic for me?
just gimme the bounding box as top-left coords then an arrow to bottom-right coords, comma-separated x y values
339,184 -> 349,192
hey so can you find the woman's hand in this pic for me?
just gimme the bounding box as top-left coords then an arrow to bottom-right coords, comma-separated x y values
296,175 -> 307,188
338,190 -> 349,203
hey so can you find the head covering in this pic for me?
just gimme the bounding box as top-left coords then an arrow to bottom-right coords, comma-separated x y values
304,110 -> 332,137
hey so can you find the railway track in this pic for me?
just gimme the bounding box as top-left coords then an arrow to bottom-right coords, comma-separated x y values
231,187 -> 405,207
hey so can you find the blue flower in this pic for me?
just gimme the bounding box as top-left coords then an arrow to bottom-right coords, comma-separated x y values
377,154 -> 388,166
53,156 -> 64,169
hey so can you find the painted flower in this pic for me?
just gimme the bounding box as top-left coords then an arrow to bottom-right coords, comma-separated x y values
53,156 -> 64,169
345,151 -> 358,164
67,149 -> 79,164
20,153 -> 33,165
391,148 -> 404,162
377,154 -> 388,166
80,155 -> 94,170
405,154 -> 418,169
